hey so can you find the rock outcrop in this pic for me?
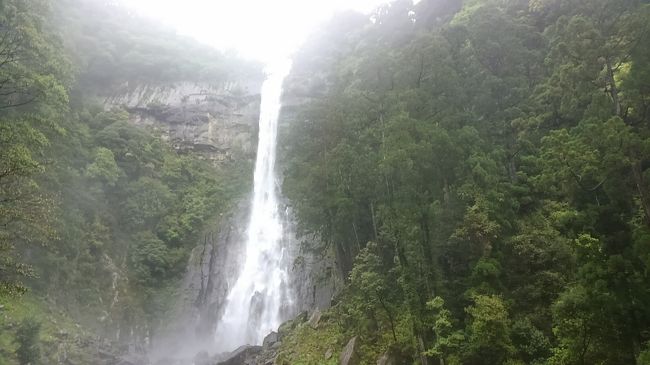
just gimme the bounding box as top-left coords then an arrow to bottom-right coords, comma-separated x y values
307,309 -> 322,329
150,200 -> 250,362
279,208 -> 340,316
340,337 -> 360,365
277,54 -> 342,313
104,80 -> 263,163
276,59 -> 340,303
216,345 -> 263,365
130,68 -> 337,365
262,332 -> 279,348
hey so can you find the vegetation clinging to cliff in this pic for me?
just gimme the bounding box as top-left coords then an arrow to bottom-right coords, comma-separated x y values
0,0 -> 255,362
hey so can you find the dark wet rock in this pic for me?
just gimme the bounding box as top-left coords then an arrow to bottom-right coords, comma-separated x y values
277,310 -> 308,341
249,291 -> 266,327
151,200 -> 250,358
263,332 -> 278,349
217,345 -> 262,365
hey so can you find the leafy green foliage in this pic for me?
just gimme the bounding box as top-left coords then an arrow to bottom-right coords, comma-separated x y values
425,297 -> 464,364
31,107 -> 251,338
0,0 -> 70,297
464,295 -> 514,364
85,147 -> 122,186
0,294 -> 101,364
0,0 -> 255,355
282,0 -> 650,363
275,315 -> 343,365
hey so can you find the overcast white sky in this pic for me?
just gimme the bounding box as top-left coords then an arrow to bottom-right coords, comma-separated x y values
120,0 -> 393,62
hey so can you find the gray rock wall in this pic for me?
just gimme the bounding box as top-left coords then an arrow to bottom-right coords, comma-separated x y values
104,80 -> 263,163
150,200 -> 250,363
134,73 -> 337,363
285,228 -> 339,314
278,67 -> 341,315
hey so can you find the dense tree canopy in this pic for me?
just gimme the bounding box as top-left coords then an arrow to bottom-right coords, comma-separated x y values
281,0 -> 650,363
2,0 -> 650,363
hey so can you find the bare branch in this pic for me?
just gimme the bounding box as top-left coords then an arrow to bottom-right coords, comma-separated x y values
0,95 -> 37,110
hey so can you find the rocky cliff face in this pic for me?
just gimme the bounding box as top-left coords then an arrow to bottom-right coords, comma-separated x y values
117,73 -> 337,364
278,65 -> 341,314
150,200 -> 249,362
104,80 -> 263,163
148,198 -> 336,364
285,219 -> 340,314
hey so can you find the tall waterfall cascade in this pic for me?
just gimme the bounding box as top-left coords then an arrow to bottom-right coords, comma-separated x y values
214,60 -> 294,352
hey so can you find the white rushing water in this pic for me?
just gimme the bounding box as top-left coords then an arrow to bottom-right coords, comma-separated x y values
214,60 -> 293,352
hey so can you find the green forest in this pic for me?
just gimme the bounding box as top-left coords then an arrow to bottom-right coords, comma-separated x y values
1,0 -> 650,364
279,0 -> 650,364
0,0 -> 257,362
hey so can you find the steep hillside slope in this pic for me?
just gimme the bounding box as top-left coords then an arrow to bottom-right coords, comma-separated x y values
278,0 -> 650,364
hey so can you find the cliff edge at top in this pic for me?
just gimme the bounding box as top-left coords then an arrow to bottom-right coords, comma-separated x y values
103,79 -> 263,163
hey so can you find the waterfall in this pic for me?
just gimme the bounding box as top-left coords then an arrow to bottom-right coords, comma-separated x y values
214,60 -> 294,352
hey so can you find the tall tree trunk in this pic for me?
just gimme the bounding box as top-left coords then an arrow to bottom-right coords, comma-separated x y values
352,221 -> 361,251
606,57 -> 621,116
370,202 -> 379,240
418,335 -> 429,365
632,162 -> 650,228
